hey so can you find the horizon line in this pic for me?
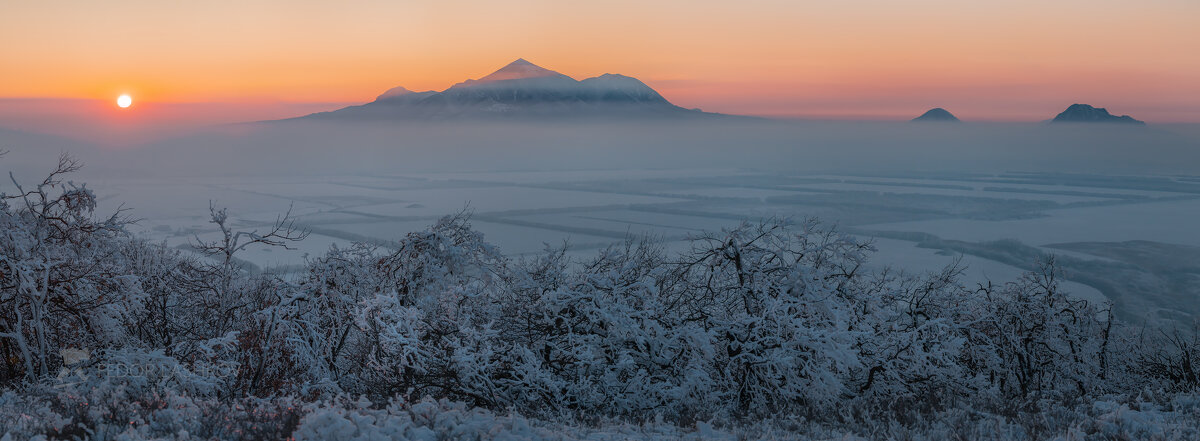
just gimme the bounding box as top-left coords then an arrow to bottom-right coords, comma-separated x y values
2,96 -> 1197,125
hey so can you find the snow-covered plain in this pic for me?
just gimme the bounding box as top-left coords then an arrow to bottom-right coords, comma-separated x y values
862,198 -> 1200,248
74,167 -> 1200,320
6,121 -> 1200,439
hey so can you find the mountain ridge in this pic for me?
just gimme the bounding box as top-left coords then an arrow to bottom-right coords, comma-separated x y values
1051,104 -> 1145,125
290,59 -> 737,121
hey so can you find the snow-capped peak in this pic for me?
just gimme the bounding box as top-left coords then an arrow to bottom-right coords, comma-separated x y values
473,58 -> 568,83
296,58 -> 723,121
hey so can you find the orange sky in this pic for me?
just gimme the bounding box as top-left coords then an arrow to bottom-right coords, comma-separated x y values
2,0 -> 1199,125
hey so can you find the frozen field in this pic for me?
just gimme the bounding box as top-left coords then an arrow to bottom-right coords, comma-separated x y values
861,199 -> 1200,247
87,168 -> 1200,321
865,238 -> 1107,305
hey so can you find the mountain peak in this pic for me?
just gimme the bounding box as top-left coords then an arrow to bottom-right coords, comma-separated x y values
293,59 -> 737,121
474,58 -> 566,83
1052,104 -> 1145,125
912,107 -> 960,122
373,86 -> 437,104
376,86 -> 414,101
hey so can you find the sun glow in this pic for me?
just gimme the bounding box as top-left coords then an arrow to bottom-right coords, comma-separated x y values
117,94 -> 132,108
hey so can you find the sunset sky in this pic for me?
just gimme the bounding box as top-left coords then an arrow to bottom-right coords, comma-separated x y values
3,0 -> 1199,135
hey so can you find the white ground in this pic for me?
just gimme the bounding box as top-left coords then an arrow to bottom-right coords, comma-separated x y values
79,169 -> 1200,309
864,199 -> 1200,247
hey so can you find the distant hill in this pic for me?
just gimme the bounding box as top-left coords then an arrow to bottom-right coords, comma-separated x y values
291,59 -> 739,121
912,108 -> 960,122
1052,104 -> 1145,125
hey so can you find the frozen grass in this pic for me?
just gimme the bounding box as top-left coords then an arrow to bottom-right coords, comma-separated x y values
2,377 -> 1198,440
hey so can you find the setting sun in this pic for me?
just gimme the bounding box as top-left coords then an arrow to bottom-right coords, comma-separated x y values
3,2 -> 1200,439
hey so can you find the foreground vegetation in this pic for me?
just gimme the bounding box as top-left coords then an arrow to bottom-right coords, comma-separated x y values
2,156 -> 1199,440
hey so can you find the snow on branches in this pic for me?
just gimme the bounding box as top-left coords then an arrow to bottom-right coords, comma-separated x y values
2,158 -> 1199,440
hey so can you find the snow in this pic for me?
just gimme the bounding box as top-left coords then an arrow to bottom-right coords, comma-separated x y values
864,198 -> 1200,247
866,237 -> 1107,304
348,186 -> 683,217
65,168 -> 1200,320
470,58 -> 567,83
4,162 -> 1200,439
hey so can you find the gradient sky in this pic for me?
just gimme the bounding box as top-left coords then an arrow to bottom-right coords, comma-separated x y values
3,0 -> 1200,133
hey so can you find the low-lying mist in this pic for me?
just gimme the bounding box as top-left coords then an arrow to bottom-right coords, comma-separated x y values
5,117 -> 1199,324
5,119 -> 1197,180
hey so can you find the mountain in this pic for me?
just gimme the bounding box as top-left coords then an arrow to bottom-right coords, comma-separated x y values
294,59 -> 732,121
912,108 -> 959,122
1051,104 -> 1145,125
455,58 -> 567,85
374,86 -> 437,102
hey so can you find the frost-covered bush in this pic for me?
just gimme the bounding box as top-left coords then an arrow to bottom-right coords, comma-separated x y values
285,213 -> 509,401
1135,325 -> 1200,392
1,155 -> 141,384
479,238 -> 719,422
957,260 -> 1115,403
3,157 -> 1200,439
0,356 -> 303,440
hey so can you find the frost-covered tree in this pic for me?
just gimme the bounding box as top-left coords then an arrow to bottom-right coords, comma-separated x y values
958,258 -> 1113,401
0,154 -> 137,384
288,212 -> 508,399
4,156 -> 1200,440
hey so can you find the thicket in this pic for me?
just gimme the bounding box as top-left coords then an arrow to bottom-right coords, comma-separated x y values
2,155 -> 1198,440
